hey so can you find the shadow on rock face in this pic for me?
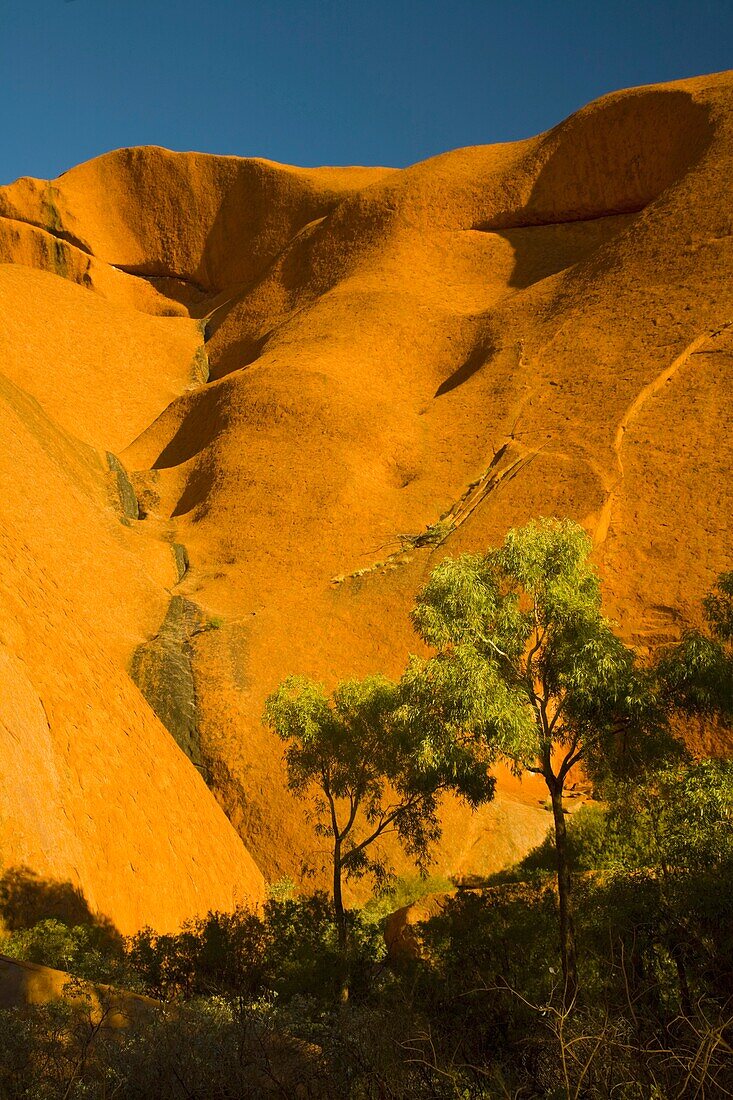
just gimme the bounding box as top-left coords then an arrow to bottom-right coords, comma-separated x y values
0,866 -> 119,945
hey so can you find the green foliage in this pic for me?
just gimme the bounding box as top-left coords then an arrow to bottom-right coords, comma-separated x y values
409,517 -> 668,787
506,760 -> 733,883
126,896 -> 383,1004
263,672 -> 492,890
2,773 -> 732,1100
499,758 -> 733,1017
266,894 -> 384,1001
3,545 -> 732,1096
611,758 -> 733,874
361,873 -> 453,925
266,875 -> 297,902
127,906 -> 271,1001
1,918 -> 136,989
265,674 -> 398,812
658,571 -> 733,716
508,803 -> 636,877
0,999 -> 80,1100
0,997 -> 336,1100
418,884 -> 560,1010
704,569 -> 733,643
400,643 -> 534,773
407,517 -> 675,1003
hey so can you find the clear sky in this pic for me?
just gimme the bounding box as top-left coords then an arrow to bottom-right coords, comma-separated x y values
2,0 -> 732,184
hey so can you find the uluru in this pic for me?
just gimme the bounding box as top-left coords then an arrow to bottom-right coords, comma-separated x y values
1,70 -> 730,933
1,3 -> 732,1088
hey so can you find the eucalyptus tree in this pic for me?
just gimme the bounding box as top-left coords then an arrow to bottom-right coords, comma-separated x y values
263,673 -> 492,1000
404,518 -> 668,1005
659,569 -> 733,717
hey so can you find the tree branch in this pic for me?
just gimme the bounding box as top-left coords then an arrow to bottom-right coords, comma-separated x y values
526,600 -> 548,670
322,771 -> 342,842
343,791 -> 428,865
558,746 -> 584,783
341,788 -> 360,840
547,693 -> 568,737
478,632 -> 512,661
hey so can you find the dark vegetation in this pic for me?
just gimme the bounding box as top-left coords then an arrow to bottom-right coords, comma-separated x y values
1,521 -> 731,1098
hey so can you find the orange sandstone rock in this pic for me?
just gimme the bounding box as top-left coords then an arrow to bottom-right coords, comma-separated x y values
0,954 -> 157,1026
0,71 -> 731,920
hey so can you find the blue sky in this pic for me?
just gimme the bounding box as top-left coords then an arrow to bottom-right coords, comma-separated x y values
2,0 -> 732,184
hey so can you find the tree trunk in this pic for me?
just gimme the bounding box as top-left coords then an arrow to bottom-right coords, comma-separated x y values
332,839 -> 349,1003
549,781 -> 579,1008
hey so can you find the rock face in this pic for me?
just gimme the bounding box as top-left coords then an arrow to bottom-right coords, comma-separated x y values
0,72 -> 731,926
0,954 -> 157,1026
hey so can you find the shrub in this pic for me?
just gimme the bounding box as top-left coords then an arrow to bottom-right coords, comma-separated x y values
1,918 -> 137,989
126,895 -> 384,1004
